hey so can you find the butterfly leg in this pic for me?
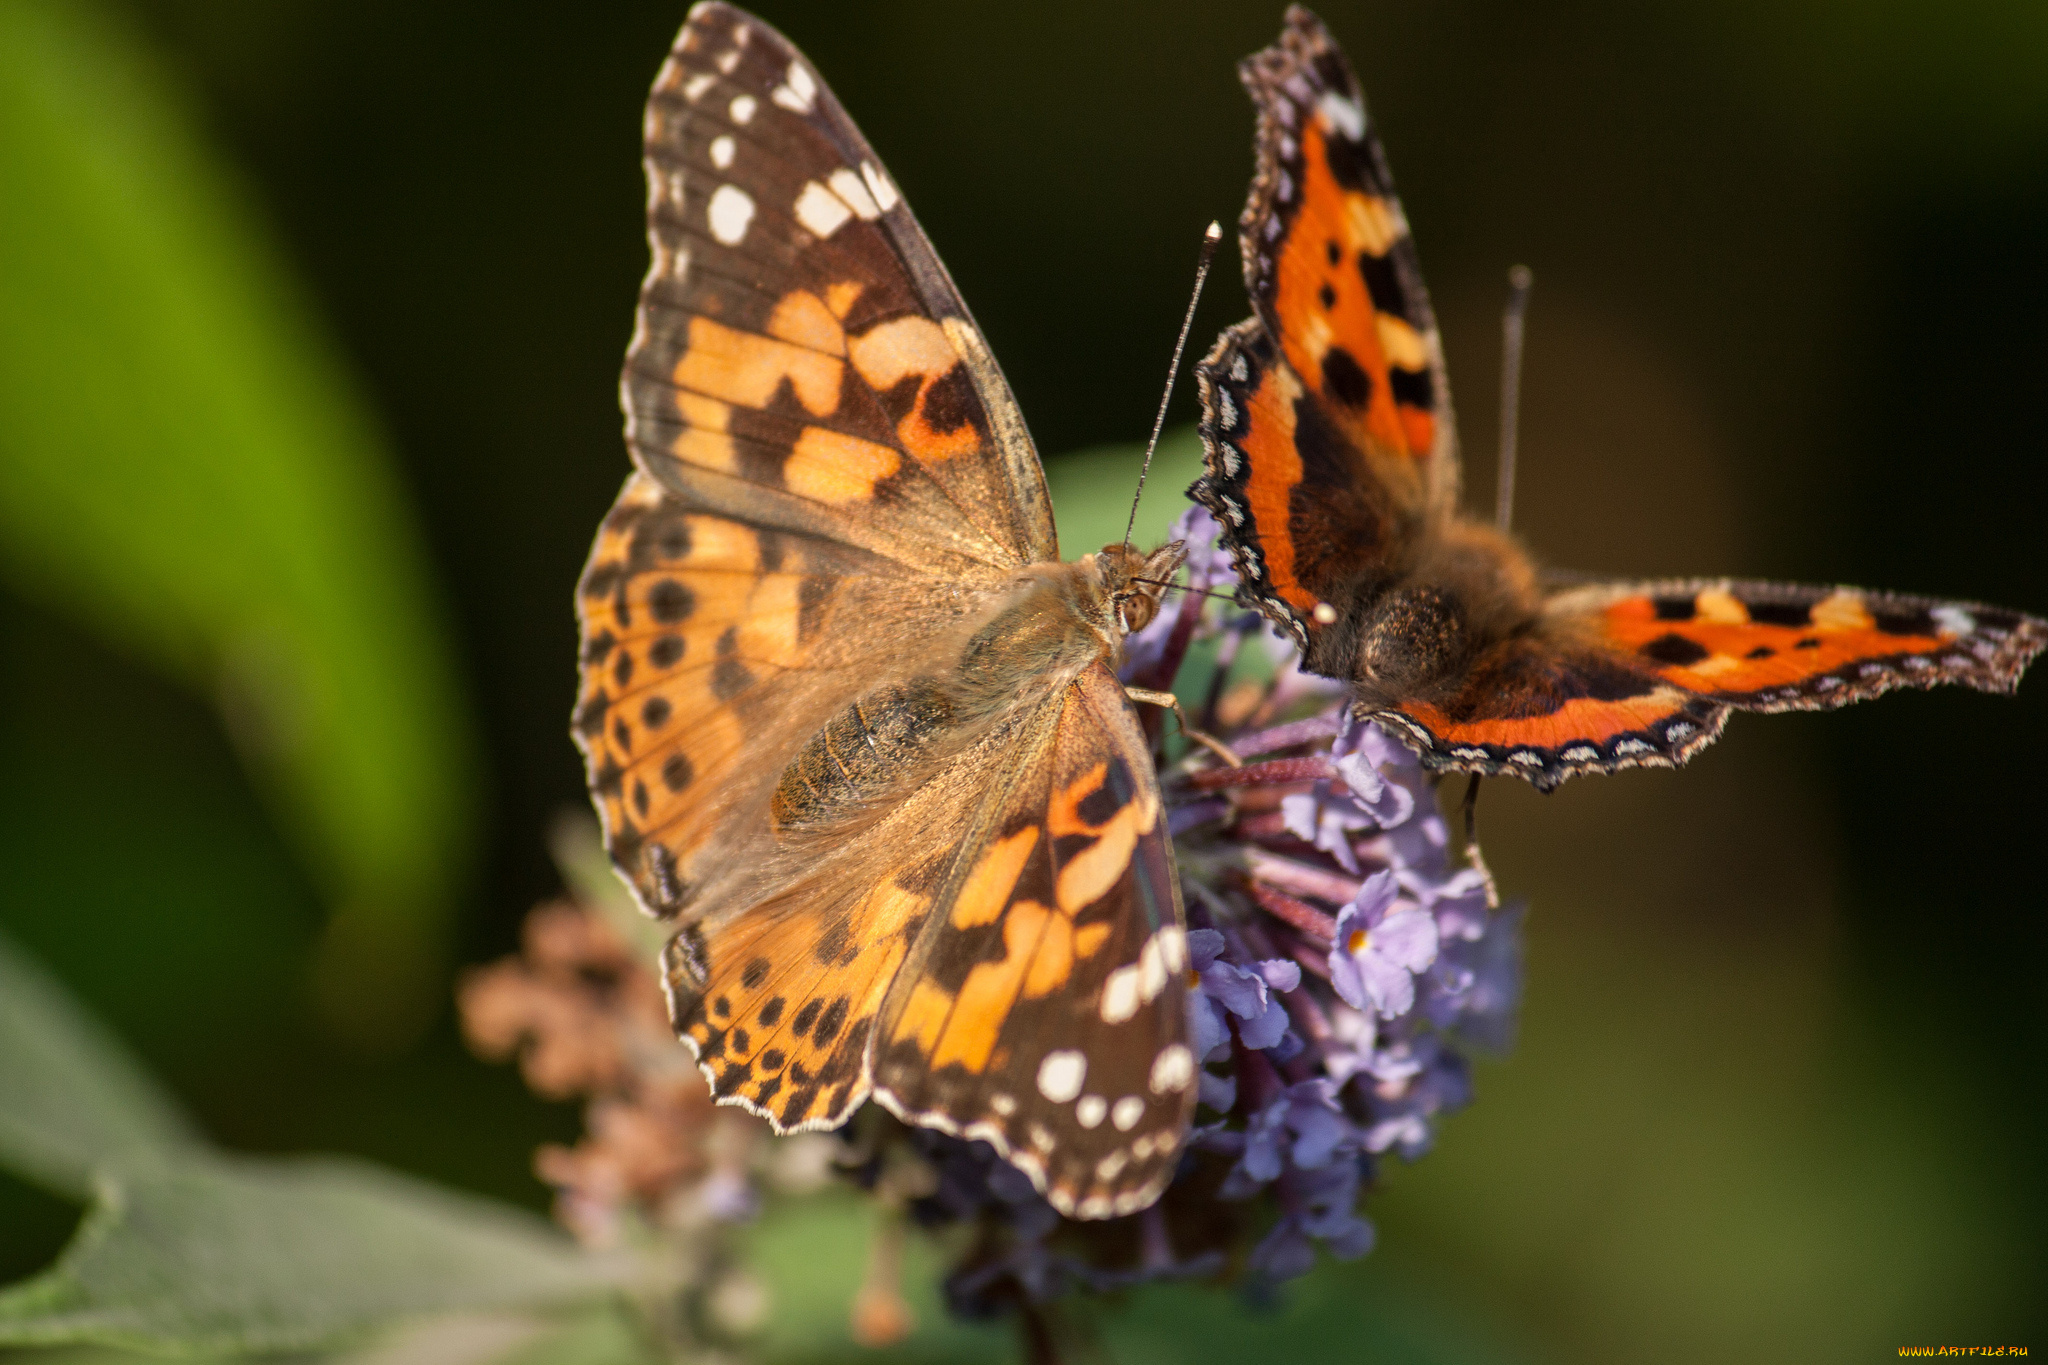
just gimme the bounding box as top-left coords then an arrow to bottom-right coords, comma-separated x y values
1125,687 -> 1243,768
1461,774 -> 1501,910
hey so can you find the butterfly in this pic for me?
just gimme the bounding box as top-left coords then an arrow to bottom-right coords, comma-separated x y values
1193,7 -> 2045,790
571,3 -> 1198,1219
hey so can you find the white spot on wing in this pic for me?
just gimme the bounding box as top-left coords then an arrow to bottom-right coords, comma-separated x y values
1037,1049 -> 1086,1103
709,135 -> 734,169
729,93 -> 757,124
828,167 -> 881,220
1075,1094 -> 1106,1129
990,1092 -> 1016,1116
794,181 -> 852,238
683,73 -> 715,102
772,61 -> 817,113
716,48 -> 741,74
1932,604 -> 1976,637
1096,1151 -> 1128,1180
1111,1096 -> 1144,1131
1317,90 -> 1366,140
861,161 -> 900,212
1100,964 -> 1141,1023
1148,1043 -> 1193,1094
707,185 -> 755,244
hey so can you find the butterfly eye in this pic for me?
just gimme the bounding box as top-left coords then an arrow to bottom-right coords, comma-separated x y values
1120,593 -> 1160,635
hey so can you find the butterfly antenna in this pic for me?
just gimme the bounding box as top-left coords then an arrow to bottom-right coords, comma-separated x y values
1134,576 -> 1238,604
1495,264 -> 1533,533
1124,220 -> 1224,552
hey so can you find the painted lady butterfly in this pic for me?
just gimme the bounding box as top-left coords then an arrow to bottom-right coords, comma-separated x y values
1195,8 -> 2045,789
573,4 -> 1197,1218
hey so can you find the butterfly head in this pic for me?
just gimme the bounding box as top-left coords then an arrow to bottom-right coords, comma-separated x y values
1087,541 -> 1188,641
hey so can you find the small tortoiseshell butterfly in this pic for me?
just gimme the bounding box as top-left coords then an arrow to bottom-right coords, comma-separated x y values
1195,8 -> 2045,789
572,4 -> 1197,1218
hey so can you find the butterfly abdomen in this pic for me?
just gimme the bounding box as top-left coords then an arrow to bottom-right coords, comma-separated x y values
769,678 -> 958,832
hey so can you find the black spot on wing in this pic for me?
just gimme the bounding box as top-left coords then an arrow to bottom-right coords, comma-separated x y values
649,579 -> 695,625
1641,632 -> 1711,667
641,696 -> 671,728
661,752 -> 693,791
812,997 -> 848,1046
1746,601 -> 1812,628
1388,365 -> 1434,412
1358,250 -> 1408,320
1319,346 -> 1372,408
741,957 -> 771,989
1874,607 -> 1937,636
791,998 -> 821,1037
1651,597 -> 1695,621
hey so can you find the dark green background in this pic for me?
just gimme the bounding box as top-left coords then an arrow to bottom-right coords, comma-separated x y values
3,1 -> 2043,1360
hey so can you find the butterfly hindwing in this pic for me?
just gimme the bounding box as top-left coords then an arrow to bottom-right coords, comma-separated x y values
1373,579 -> 2046,790
1565,579 -> 2048,711
873,663 -> 1195,1219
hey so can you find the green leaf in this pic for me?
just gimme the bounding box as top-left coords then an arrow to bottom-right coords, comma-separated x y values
0,0 -> 476,1046
1042,426 -> 1206,559
0,930 -> 199,1199
0,1158 -> 635,1355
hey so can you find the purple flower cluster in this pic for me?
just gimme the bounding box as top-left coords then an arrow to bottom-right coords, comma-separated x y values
1155,508 -> 1523,1285
859,506 -> 1525,1309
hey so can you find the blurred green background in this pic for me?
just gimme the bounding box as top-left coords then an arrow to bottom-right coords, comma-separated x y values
1,0 -> 2042,1360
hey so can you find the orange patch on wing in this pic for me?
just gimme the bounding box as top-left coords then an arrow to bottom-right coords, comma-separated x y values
932,898 -> 1056,1071
950,826 -> 1041,929
1047,762 -> 1156,915
766,289 -> 848,356
1600,595 -> 1947,698
846,316 -> 980,462
674,316 -> 843,417
783,426 -> 900,504
1270,122 -> 1416,460
1401,690 -> 1697,750
671,391 -> 738,472
1233,361 -> 1318,617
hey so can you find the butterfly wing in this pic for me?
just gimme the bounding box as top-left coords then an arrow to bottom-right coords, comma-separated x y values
1370,579 -> 2047,789
583,4 -> 1194,1218
581,3 -> 1060,915
1193,5 -> 1457,664
662,662 -> 1194,1218
872,662 -> 1194,1219
627,2 -> 1053,575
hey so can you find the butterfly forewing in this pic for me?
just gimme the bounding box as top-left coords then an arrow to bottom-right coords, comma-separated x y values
626,3 -> 1053,576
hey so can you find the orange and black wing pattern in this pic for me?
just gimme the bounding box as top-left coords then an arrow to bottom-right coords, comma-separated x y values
659,663 -> 1195,1219
1193,5 -> 1455,668
1372,580 -> 2047,790
872,664 -> 1194,1219
579,4 -> 1195,1219
580,2 -> 1058,916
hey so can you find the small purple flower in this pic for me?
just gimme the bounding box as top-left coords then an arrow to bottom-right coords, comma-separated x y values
1187,929 -> 1300,1055
1247,1163 -> 1376,1281
1225,1080 -> 1359,1195
1361,1040 -> 1472,1160
1280,716 -> 1417,872
1329,871 -> 1439,1019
